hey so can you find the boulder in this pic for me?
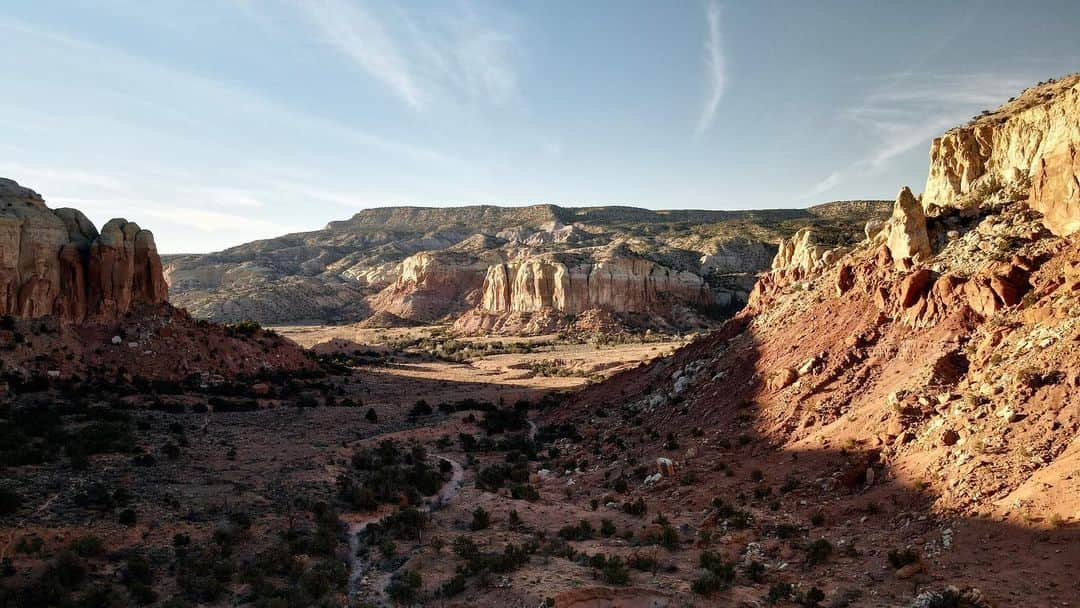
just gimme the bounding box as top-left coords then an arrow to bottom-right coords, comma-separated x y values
770,367 -> 798,391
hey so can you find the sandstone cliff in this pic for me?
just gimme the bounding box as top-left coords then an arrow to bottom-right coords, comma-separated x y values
0,178 -> 167,323
924,73 -> 1080,236
453,244 -> 718,334
368,250 -> 495,323
482,248 -> 710,315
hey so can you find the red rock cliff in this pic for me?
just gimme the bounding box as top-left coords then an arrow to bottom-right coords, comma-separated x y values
0,178 -> 167,322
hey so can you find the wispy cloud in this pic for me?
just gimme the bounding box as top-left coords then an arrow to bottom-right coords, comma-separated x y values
0,16 -> 448,164
294,0 -> 518,110
695,1 -> 725,136
297,0 -> 423,108
809,72 -> 1034,196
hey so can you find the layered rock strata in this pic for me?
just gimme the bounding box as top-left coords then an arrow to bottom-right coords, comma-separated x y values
0,178 -> 167,322
924,73 -> 1080,236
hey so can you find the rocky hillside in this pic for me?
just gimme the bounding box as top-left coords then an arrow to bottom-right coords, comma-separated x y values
1,178 -> 167,323
546,75 -> 1080,605
0,179 -> 313,384
164,201 -> 889,331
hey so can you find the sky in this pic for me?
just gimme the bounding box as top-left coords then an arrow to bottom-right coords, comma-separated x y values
2,1 -> 1079,253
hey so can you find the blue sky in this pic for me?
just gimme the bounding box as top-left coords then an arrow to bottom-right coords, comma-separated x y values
2,1 -> 1078,253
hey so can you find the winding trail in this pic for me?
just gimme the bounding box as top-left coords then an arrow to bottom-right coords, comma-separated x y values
345,415 -> 535,604
346,454 -> 465,604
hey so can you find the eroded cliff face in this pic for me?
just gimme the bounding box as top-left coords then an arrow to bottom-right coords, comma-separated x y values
368,250 -> 492,322
923,73 -> 1080,236
0,178 -> 167,322
476,247 -> 712,317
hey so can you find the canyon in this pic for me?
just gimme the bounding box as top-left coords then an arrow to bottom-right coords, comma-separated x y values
163,202 -> 889,333
2,74 -> 1080,608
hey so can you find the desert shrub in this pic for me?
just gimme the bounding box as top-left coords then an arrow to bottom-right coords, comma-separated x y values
767,582 -> 794,604
806,538 -> 833,567
475,462 -> 529,491
440,571 -> 468,597
887,547 -> 919,569
643,524 -> 679,550
51,551 -> 88,589
798,586 -> 826,607
452,539 -> 534,578
70,535 -> 105,557
472,405 -> 529,435
224,320 -> 261,337
340,441 -> 443,509
470,507 -> 491,531
692,571 -> 730,596
367,507 -> 425,544
0,486 -> 21,515
627,553 -> 658,571
622,498 -> 647,516
123,555 -> 154,587
78,584 -> 130,606
162,442 -> 182,460
365,408 -> 378,423
692,550 -> 735,595
558,520 -> 594,541
176,546 -> 233,602
119,508 -> 137,526
386,569 -> 422,604
600,519 -> 616,537
458,433 -> 479,452
129,581 -> 159,605
599,555 -> 630,585
510,483 -> 539,501
746,560 -> 766,583
409,400 -> 433,418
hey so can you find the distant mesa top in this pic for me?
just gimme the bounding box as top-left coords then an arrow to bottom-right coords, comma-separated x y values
0,177 -> 168,323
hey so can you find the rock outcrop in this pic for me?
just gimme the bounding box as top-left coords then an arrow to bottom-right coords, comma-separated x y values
368,250 -> 493,323
770,228 -> 844,274
747,228 -> 853,310
923,73 -> 1080,236
883,186 -> 932,269
0,178 -> 167,323
477,247 -> 712,317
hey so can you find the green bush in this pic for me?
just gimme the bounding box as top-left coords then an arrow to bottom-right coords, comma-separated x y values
470,507 -> 490,531
600,519 -> 616,537
386,569 -> 422,604
806,538 -> 833,567
558,520 -> 593,541
599,555 -> 630,585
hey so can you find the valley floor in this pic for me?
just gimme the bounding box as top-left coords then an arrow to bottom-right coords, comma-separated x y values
3,303 -> 1078,608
